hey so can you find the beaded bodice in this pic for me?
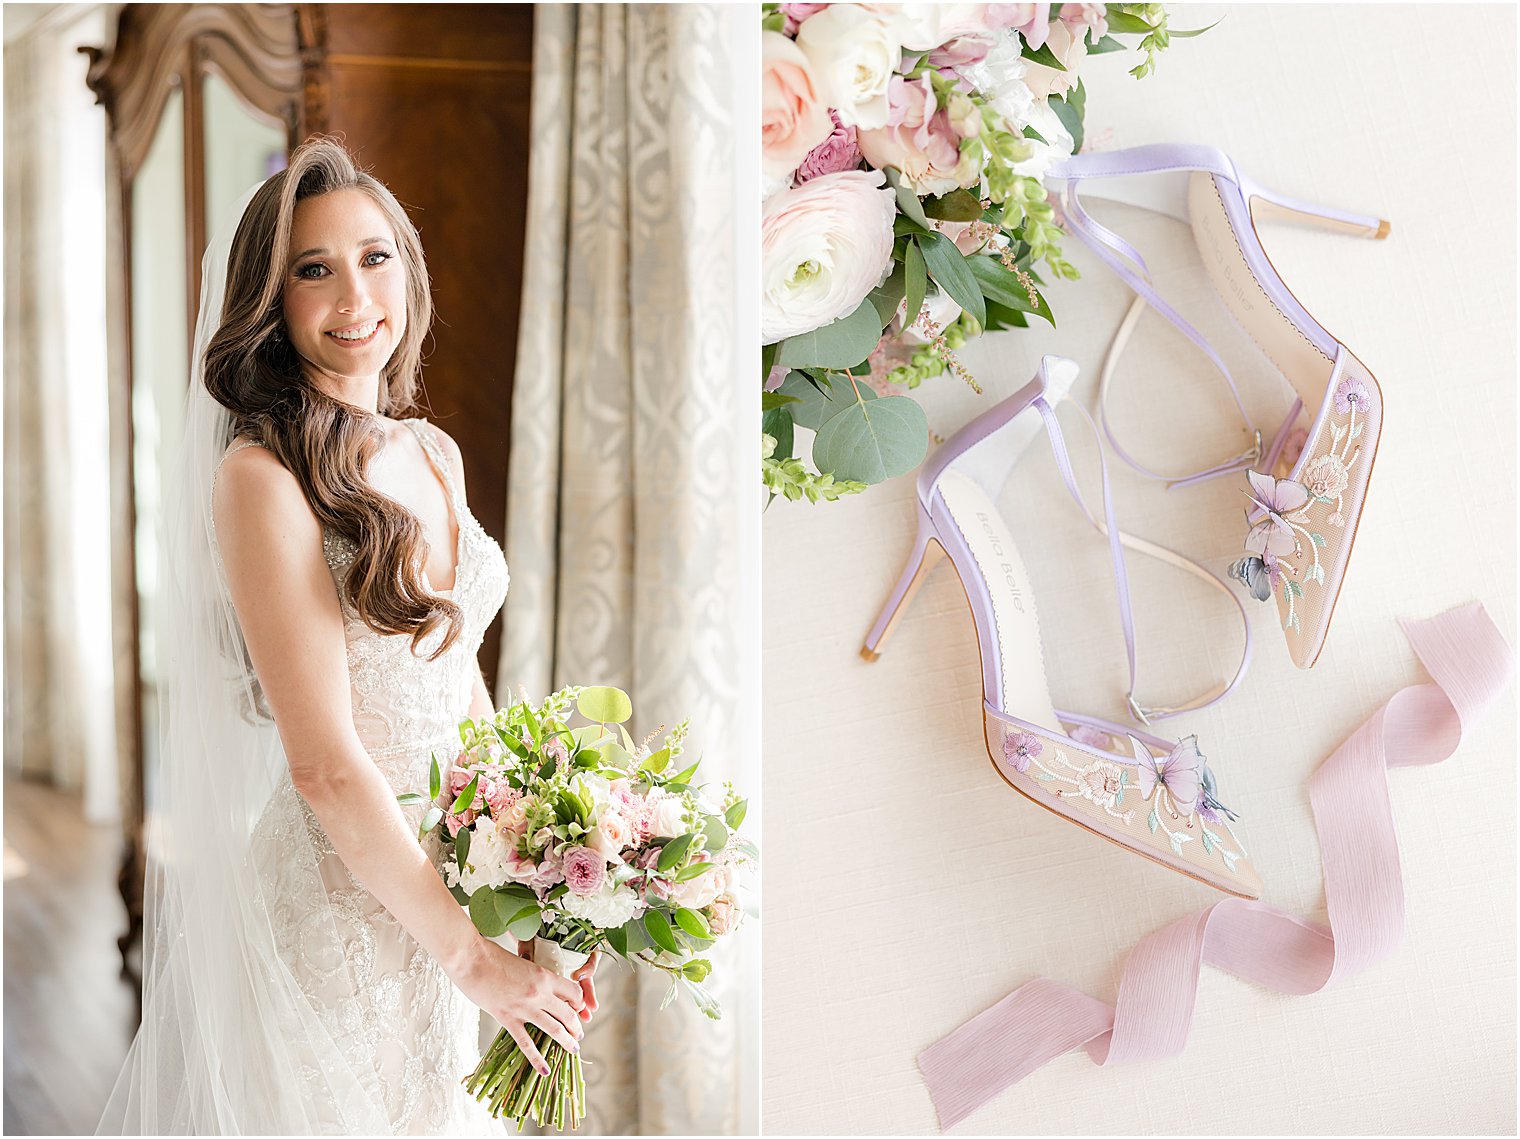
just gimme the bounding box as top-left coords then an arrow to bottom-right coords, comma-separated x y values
321,418 -> 508,782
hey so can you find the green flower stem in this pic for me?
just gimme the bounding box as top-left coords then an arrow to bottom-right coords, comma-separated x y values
464,1026 -> 585,1131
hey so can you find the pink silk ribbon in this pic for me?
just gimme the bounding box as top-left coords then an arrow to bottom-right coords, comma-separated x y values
918,602 -> 1514,1130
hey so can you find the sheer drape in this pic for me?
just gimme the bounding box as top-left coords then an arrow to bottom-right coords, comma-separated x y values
498,5 -> 758,1133
3,6 -> 118,823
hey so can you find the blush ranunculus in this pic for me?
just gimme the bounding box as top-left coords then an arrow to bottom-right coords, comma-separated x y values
986,3 -> 1050,48
762,169 -> 896,343
763,31 -> 834,184
586,810 -> 634,859
1022,17 -> 1086,99
706,892 -> 743,936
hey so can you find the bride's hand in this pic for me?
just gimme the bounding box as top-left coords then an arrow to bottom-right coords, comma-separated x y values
571,950 -> 601,1021
452,939 -> 585,1075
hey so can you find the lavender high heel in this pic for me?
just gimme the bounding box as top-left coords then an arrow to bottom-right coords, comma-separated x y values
1046,143 -> 1391,669
862,355 -> 1263,899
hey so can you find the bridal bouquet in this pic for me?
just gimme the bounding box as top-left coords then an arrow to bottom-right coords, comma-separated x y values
760,3 -> 1212,502
406,686 -> 756,1130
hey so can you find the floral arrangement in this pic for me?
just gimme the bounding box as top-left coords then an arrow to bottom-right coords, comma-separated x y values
760,3 -> 1212,503
404,686 -> 756,1130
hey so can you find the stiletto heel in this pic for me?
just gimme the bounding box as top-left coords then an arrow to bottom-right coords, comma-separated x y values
1047,143 -> 1390,669
861,510 -> 945,662
867,354 -> 1263,898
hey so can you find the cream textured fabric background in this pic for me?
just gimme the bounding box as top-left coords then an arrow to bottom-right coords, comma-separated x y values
500,5 -> 758,1132
761,5 -> 1516,1134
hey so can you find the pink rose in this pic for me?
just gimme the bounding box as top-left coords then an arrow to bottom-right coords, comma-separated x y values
857,75 -> 980,197
762,170 -> 896,343
794,110 -> 864,184
986,3 -> 1050,48
659,852 -> 724,911
707,893 -> 743,937
763,31 -> 833,184
1059,3 -> 1107,42
562,846 -> 607,897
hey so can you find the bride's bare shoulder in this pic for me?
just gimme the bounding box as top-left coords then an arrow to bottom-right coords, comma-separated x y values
213,439 -> 318,543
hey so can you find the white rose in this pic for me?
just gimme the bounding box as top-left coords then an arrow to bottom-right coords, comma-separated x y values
795,5 -> 901,130
651,794 -> 689,840
762,169 -> 896,343
572,771 -> 611,813
1010,97 -> 1073,181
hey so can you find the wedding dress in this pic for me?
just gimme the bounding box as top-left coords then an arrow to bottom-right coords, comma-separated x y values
220,420 -> 510,1133
98,176 -> 516,1133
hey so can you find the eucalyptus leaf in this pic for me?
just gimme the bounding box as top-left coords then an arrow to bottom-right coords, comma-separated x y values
640,746 -> 672,774
469,887 -> 509,938
578,686 -> 633,724
917,230 -> 985,326
812,396 -> 929,484
776,369 -> 874,433
702,816 -> 729,852
506,905 -> 543,942
760,391 -> 800,410
868,262 -> 907,329
774,299 -> 884,370
448,882 -> 470,906
606,922 -> 629,957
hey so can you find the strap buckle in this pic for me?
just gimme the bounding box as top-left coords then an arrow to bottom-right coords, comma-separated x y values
1126,692 -> 1154,727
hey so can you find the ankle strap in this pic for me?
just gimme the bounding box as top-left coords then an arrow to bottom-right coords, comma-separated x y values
1031,392 -> 1252,725
1056,176 -> 1269,488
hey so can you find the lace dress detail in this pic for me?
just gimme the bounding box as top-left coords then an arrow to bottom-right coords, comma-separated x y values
218,419 -> 509,1134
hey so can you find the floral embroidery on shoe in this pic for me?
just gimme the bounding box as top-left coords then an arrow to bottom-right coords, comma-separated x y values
1230,386 -> 1367,633
1001,724 -> 1249,875
1069,724 -> 1113,751
1002,731 -> 1042,773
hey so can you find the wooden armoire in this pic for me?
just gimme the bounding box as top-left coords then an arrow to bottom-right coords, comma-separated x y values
84,2 -> 534,980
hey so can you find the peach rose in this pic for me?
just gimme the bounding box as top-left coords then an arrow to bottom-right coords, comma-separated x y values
763,31 -> 833,184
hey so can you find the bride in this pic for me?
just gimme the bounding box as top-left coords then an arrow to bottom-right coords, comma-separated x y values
100,137 -> 596,1134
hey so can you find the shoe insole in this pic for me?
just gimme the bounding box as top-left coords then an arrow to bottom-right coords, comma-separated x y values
934,469 -> 1061,734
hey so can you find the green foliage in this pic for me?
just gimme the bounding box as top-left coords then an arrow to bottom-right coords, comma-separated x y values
761,436 -> 867,504
812,395 -> 930,484
577,686 -> 632,724
773,299 -> 884,369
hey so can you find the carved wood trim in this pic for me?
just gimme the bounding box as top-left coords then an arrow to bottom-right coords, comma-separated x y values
85,4 -> 300,185
295,4 -> 331,138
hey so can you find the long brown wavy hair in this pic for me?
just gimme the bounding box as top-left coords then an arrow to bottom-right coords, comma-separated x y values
204,136 -> 462,659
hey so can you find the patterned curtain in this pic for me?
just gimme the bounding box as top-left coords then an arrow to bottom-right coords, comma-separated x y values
497,5 -> 757,1133
3,6 -> 119,824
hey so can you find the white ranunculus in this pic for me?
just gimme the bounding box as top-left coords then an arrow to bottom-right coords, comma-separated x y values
762,169 -> 897,344
795,5 -> 901,130
558,882 -> 645,929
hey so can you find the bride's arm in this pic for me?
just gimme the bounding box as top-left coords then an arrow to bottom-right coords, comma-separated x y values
213,445 -> 581,1074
